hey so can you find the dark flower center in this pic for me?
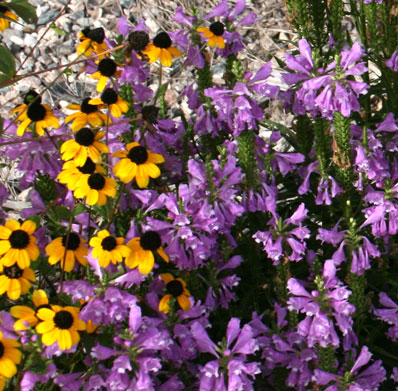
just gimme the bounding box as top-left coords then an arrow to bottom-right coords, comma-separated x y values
166,280 -> 183,297
140,231 -> 161,251
83,27 -> 105,43
27,102 -> 46,122
0,341 -> 4,358
128,31 -> 149,52
141,105 -> 159,124
3,264 -> 23,279
54,310 -> 74,329
127,146 -> 148,164
9,230 -> 30,249
88,173 -> 105,190
0,6 -> 10,13
98,58 -> 117,77
80,97 -> 98,114
78,157 -> 96,174
101,88 -> 118,105
153,32 -> 172,49
209,21 -> 225,36
75,128 -> 95,146
24,90 -> 40,105
61,232 -> 81,250
101,236 -> 117,251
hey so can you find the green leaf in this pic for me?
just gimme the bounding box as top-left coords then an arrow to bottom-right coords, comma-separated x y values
50,22 -> 66,36
73,204 -> 86,216
0,46 -> 15,77
54,206 -> 72,221
6,0 -> 37,24
0,116 -> 3,134
0,73 -> 15,88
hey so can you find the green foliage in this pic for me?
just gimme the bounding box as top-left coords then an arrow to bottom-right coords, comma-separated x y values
4,0 -> 37,23
0,45 -> 15,77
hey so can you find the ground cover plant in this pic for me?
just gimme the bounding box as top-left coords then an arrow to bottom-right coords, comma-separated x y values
0,0 -> 397,389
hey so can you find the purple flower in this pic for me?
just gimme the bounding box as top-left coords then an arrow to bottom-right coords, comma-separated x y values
387,51 -> 398,71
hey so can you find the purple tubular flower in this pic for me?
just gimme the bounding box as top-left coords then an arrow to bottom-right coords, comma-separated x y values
386,51 -> 398,71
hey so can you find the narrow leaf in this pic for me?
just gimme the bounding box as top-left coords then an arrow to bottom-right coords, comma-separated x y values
0,45 -> 15,77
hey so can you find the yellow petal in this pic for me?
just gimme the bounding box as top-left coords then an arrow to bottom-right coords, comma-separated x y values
58,329 -> 72,350
177,294 -> 191,311
158,294 -> 171,313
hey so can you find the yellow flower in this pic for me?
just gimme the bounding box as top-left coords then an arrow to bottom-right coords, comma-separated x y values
197,22 -> 226,49
45,233 -> 88,272
0,376 -> 6,391
89,58 -> 122,92
14,102 -> 59,137
60,128 -> 109,166
113,142 -> 164,188
36,305 -> 86,351
10,289 -> 50,331
0,331 -> 21,378
141,32 -> 181,67
57,158 -> 104,191
89,230 -> 130,268
77,27 -> 108,58
158,273 -> 191,313
73,173 -> 116,206
89,88 -> 129,118
0,220 -> 39,269
0,6 -> 17,32
10,90 -> 40,122
0,263 -> 35,300
64,97 -> 109,132
125,231 -> 169,274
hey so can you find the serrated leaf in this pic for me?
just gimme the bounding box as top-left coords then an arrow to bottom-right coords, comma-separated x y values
0,46 -> 15,77
54,206 -> 72,221
6,0 -> 37,24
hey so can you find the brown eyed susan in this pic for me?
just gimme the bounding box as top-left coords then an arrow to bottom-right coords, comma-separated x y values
0,263 -> 35,300
158,273 -> 191,313
57,158 -> 104,191
197,21 -> 226,49
14,101 -> 60,137
89,230 -> 130,268
0,220 -> 39,269
89,88 -> 129,118
45,233 -> 88,272
125,231 -> 169,274
10,90 -> 40,121
113,142 -> 164,188
10,289 -> 50,331
64,97 -> 109,132
73,173 -> 116,206
36,305 -> 86,351
60,128 -> 109,166
0,331 -> 21,378
0,6 -> 17,32
141,32 -> 181,67
89,58 -> 122,92
77,27 -> 108,58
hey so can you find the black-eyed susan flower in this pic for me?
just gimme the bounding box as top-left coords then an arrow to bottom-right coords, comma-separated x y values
60,128 -> 109,166
0,263 -> 35,300
45,233 -> 88,272
14,102 -> 60,137
127,30 -> 150,54
57,158 -> 104,191
0,6 -> 17,33
0,331 -> 21,378
64,97 -> 109,132
125,231 -> 168,274
9,90 -> 40,121
141,32 -> 181,67
10,289 -> 50,331
73,173 -> 116,206
0,220 -> 39,269
197,21 -> 226,49
89,88 -> 129,118
77,27 -> 108,58
89,230 -> 130,268
35,305 -> 86,351
158,273 -> 191,313
89,58 -> 122,92
113,142 -> 164,188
